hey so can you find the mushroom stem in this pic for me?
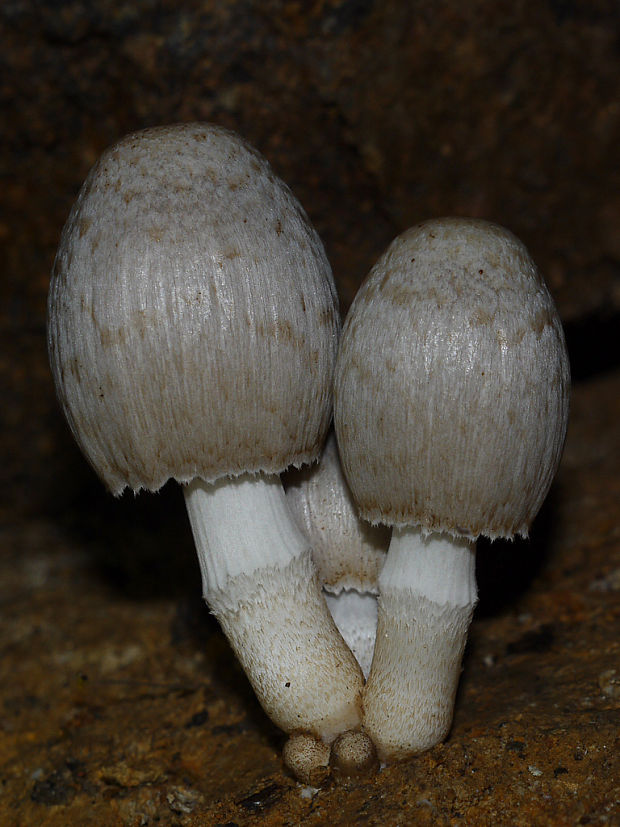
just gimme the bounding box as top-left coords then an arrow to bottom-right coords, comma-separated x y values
323,589 -> 378,679
184,473 -> 364,741
362,527 -> 477,761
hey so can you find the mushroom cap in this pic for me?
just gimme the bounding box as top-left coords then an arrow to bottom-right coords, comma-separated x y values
334,218 -> 570,540
284,431 -> 388,593
48,123 -> 339,494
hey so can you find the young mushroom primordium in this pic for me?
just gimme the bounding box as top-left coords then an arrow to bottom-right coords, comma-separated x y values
334,217 -> 570,762
47,123 -> 365,762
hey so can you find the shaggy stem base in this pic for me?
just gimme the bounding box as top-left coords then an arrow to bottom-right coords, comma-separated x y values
184,473 -> 364,741
363,526 -> 477,761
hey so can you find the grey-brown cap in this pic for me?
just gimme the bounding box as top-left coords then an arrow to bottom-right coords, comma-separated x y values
334,218 -> 570,540
48,123 -> 339,494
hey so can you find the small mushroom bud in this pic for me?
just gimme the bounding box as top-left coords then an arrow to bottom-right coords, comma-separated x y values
283,734 -> 331,786
48,123 -> 364,757
330,730 -> 379,778
334,218 -> 570,761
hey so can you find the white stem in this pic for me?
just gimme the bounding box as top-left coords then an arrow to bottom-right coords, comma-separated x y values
183,473 -> 364,741
363,526 -> 477,761
324,589 -> 378,679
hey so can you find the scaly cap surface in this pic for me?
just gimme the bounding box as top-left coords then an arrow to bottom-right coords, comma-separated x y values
334,218 -> 570,539
48,123 -> 339,494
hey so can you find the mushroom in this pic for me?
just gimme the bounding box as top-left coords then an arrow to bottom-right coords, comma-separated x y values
285,430 -> 389,678
47,123 -> 364,754
334,218 -> 570,761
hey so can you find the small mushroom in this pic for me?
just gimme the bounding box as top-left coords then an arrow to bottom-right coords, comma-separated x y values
330,729 -> 379,778
282,734 -> 331,786
285,430 -> 389,678
334,218 -> 570,761
48,123 -> 363,751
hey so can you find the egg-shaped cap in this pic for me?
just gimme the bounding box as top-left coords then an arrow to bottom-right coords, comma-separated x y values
334,218 -> 570,540
48,123 -> 339,495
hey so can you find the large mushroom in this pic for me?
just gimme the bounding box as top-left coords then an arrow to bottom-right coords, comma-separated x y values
334,218 -> 570,761
48,123 -> 364,755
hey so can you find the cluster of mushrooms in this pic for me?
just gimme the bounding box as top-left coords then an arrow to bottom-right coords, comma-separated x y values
48,123 -> 570,784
